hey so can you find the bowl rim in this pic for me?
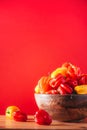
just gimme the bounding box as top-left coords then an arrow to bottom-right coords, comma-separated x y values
34,93 -> 87,96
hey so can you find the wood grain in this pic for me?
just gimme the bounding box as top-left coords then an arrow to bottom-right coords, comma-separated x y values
0,115 -> 87,130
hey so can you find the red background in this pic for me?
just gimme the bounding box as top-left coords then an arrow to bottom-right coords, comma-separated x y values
0,0 -> 87,114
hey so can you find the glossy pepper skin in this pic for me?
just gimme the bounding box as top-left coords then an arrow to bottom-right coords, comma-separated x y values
58,83 -> 73,95
35,76 -> 52,94
34,109 -> 52,125
35,62 -> 87,95
49,74 -> 66,89
13,111 -> 27,122
5,106 -> 20,119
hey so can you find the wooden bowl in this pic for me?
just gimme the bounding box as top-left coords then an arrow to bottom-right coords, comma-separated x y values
34,94 -> 87,122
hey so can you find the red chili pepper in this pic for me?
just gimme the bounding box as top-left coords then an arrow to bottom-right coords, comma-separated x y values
49,74 -> 65,89
57,85 -> 67,95
34,109 -> 52,125
62,62 -> 73,68
66,77 -> 78,88
78,74 -> 87,85
58,83 -> 73,94
62,62 -> 82,78
60,83 -> 73,94
13,111 -> 27,122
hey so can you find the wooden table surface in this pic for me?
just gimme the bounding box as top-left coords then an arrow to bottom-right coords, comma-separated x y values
0,115 -> 87,130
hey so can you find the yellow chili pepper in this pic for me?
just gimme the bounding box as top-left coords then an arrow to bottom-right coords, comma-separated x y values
5,106 -> 20,119
74,85 -> 87,94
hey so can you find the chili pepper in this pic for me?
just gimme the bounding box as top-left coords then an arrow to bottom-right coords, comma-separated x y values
6,106 -> 20,119
34,109 -> 52,125
13,111 -> 27,122
58,83 -> 73,95
49,74 -> 66,89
